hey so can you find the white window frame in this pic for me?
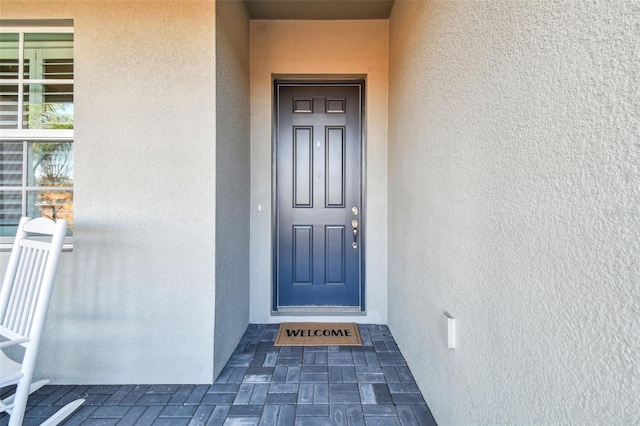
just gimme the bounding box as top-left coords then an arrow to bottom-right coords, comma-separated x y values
0,25 -> 74,250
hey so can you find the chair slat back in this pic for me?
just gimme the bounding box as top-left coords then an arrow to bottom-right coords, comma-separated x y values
0,217 -> 67,341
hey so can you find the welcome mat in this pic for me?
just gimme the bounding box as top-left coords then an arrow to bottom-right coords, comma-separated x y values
275,322 -> 362,346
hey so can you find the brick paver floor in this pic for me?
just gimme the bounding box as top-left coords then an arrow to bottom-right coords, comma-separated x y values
3,324 -> 436,425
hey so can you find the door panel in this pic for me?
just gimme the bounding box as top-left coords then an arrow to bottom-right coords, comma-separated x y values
293,225 -> 313,284
325,226 -> 346,284
294,128 -> 313,207
326,127 -> 345,207
275,82 -> 364,308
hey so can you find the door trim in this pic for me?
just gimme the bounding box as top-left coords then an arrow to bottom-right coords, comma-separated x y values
271,76 -> 367,313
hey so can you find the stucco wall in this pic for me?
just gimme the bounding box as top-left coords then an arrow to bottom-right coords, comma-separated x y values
388,1 -> 639,424
214,0 -> 251,379
249,20 -> 389,323
1,1 -> 218,384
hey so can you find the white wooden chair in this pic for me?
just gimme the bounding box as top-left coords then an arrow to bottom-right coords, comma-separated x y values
0,217 -> 84,426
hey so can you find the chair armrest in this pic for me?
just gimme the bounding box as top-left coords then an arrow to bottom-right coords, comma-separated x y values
0,337 -> 30,349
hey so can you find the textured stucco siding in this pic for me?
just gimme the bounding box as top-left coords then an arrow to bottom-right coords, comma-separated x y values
0,1 -> 218,384
388,1 -> 639,424
214,0 -> 251,379
249,20 -> 389,323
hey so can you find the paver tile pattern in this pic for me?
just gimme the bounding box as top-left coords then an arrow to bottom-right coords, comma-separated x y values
1,324 -> 436,425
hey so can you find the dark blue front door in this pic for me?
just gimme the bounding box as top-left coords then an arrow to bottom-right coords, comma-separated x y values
275,82 -> 364,309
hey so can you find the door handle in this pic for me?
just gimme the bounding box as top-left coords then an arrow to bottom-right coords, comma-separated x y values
352,219 -> 358,249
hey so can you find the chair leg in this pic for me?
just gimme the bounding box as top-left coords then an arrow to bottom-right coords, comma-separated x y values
7,376 -> 32,426
40,398 -> 85,426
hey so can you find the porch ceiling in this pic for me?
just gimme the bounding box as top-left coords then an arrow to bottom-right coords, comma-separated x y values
243,0 -> 395,20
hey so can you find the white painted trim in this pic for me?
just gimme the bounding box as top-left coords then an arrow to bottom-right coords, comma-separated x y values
0,79 -> 75,85
0,130 -> 73,140
0,27 -> 74,33
18,32 -> 25,130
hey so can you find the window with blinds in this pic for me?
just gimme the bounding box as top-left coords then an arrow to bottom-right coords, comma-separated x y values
0,27 -> 73,242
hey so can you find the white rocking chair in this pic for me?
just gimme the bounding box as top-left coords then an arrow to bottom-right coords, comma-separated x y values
0,217 -> 84,426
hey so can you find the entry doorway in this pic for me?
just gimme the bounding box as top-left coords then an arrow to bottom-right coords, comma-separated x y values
273,80 -> 365,311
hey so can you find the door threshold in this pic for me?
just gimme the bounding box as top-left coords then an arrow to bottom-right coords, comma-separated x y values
273,306 -> 365,316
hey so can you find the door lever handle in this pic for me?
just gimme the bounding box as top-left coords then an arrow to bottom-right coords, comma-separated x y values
352,222 -> 358,249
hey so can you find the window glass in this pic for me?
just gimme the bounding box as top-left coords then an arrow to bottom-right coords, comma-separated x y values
0,84 -> 19,129
0,28 -> 74,243
0,33 -> 19,79
23,83 -> 74,129
0,142 -> 22,186
0,191 -> 21,237
23,33 -> 73,79
26,190 -> 73,234
27,141 -> 73,187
